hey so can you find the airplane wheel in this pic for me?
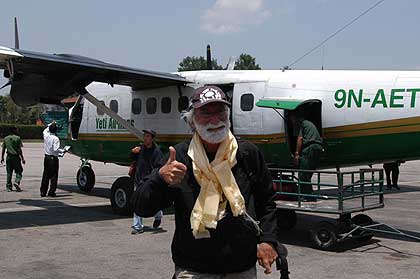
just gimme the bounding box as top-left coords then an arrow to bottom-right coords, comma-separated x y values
277,209 -> 297,230
110,176 -> 134,216
310,221 -> 338,251
77,166 -> 95,192
351,214 -> 374,243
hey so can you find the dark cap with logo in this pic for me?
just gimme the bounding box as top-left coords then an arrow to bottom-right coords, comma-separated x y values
189,85 -> 231,109
142,129 -> 157,138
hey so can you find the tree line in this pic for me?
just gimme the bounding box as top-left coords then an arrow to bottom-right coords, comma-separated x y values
0,52 -> 260,124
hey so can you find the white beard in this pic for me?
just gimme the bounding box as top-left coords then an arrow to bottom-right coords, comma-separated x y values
193,118 -> 230,144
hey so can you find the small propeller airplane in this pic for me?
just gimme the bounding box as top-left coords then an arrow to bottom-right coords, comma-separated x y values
1,18 -> 420,215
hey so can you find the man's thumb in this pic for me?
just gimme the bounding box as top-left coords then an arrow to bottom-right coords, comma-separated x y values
167,146 -> 176,164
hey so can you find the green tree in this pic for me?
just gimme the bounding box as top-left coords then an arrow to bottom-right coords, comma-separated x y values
0,94 -> 41,124
234,53 -> 261,70
178,56 -> 223,71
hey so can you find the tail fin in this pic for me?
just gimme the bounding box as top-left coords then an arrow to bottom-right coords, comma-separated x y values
14,17 -> 20,49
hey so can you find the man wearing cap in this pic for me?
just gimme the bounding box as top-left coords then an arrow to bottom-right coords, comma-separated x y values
41,121 -> 66,197
130,129 -> 164,234
132,86 -> 279,278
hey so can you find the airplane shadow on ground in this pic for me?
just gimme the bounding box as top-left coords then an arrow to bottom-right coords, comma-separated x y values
382,184 -> 420,195
277,213 -> 420,253
0,198 -> 125,231
57,183 -> 111,199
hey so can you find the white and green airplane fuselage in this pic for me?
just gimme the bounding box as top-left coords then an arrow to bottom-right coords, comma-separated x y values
63,69 -> 420,168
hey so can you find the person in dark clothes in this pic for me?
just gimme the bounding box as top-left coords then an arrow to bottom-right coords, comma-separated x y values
383,161 -> 401,190
292,115 -> 323,200
132,86 -> 279,278
130,129 -> 164,234
1,126 -> 25,192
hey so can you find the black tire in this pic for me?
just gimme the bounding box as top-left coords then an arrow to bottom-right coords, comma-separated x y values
310,221 -> 338,251
351,214 -> 374,243
110,176 -> 134,216
77,166 -> 95,192
277,209 -> 297,230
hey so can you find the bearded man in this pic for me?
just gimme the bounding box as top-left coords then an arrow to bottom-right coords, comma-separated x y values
132,86 -> 279,278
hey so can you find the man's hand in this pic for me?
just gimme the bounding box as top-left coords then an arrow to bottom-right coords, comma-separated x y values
21,158 -> 26,164
257,242 -> 278,274
1,158 -> 4,164
131,146 -> 141,154
159,146 -> 187,185
293,154 -> 299,167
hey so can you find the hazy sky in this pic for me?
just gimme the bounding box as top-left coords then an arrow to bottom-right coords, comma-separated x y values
1,0 -> 420,94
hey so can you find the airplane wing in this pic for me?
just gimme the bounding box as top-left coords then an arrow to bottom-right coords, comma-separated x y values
0,46 -> 187,106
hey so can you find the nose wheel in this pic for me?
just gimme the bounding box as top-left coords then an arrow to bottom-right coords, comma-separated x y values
77,165 -> 95,192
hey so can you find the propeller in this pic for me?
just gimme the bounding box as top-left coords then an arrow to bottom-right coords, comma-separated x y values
1,60 -> 15,89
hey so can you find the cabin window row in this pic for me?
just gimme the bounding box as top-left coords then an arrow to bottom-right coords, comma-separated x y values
97,93 -> 254,115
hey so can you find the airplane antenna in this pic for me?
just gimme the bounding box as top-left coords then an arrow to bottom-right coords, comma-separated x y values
14,17 -> 20,49
321,45 -> 325,70
286,0 -> 385,69
206,44 -> 212,70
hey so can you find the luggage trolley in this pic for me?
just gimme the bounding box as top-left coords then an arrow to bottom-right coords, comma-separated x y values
270,167 -> 420,251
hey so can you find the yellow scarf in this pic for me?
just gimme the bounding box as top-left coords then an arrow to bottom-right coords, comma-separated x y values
187,131 -> 245,238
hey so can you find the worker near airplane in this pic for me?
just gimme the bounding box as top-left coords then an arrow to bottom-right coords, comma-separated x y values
132,86 -> 280,278
292,114 -> 323,200
41,121 -> 67,197
383,161 -> 402,190
130,129 -> 164,234
1,126 -> 25,192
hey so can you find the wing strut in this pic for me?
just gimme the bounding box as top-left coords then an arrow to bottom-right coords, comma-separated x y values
77,87 -> 143,139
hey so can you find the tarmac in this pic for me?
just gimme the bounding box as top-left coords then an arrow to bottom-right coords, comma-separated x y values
0,143 -> 419,278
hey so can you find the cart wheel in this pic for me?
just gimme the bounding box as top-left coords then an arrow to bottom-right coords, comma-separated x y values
277,209 -> 297,230
310,221 -> 338,251
351,214 -> 374,243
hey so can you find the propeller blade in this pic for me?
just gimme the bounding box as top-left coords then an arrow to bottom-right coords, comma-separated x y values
14,17 -> 20,49
206,44 -> 212,70
0,80 -> 11,90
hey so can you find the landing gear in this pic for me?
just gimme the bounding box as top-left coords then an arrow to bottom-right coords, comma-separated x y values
110,176 -> 134,216
77,164 -> 95,192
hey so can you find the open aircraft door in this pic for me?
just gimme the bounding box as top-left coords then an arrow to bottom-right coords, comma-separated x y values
256,98 -> 323,160
232,82 -> 266,135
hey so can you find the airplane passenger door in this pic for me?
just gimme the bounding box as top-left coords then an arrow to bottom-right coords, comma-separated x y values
232,82 -> 266,136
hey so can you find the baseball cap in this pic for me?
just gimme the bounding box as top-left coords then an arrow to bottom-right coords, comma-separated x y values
189,86 -> 231,109
142,129 -> 157,138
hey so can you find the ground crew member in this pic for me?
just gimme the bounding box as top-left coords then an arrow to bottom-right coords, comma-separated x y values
1,126 -> 25,192
130,129 -> 164,234
293,116 -> 323,198
40,121 -> 65,197
132,86 -> 280,278
383,161 -> 401,190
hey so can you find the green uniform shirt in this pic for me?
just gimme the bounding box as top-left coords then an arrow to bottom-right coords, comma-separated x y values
2,134 -> 23,156
299,120 -> 322,147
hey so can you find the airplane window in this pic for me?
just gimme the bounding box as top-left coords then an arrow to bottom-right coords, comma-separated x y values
240,94 -> 254,111
178,96 -> 189,112
110,100 -> 118,113
161,97 -> 171,114
97,100 -> 105,115
132,98 -> 142,114
146,97 -> 157,114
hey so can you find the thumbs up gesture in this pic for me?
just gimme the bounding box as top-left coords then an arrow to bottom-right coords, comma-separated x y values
159,146 -> 187,185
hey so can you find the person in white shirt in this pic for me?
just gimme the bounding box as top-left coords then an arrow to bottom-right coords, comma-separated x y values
40,122 -> 65,197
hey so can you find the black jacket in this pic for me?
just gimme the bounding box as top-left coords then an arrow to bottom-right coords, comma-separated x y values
131,140 -> 278,274
131,143 -> 164,187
